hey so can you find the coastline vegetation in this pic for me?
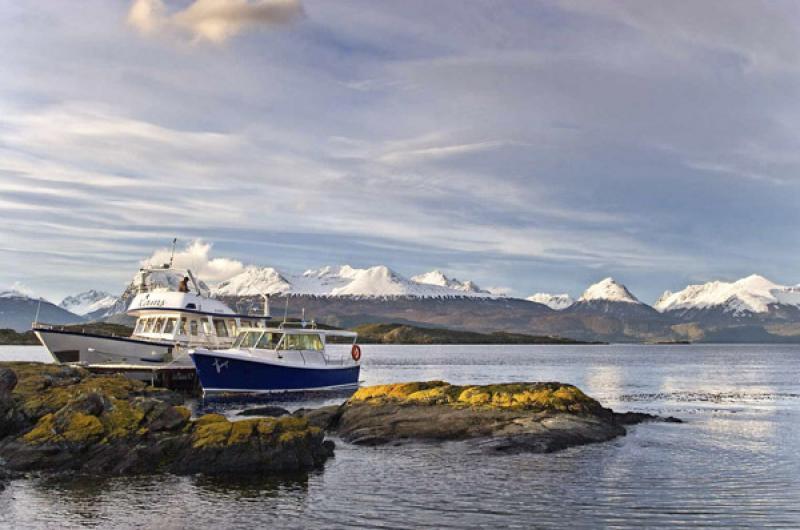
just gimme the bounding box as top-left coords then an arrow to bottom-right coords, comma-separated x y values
350,322 -> 596,345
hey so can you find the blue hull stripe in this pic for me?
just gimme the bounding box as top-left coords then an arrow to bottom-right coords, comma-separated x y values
191,352 -> 360,392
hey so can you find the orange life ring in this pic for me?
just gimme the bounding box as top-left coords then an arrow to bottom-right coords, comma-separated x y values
351,344 -> 362,362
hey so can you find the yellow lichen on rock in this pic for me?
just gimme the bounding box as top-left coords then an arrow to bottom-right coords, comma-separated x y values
194,413 -> 227,426
192,418 -> 233,449
101,398 -> 145,440
274,415 -> 309,433
227,419 -> 259,446
351,381 -> 449,403
350,381 -> 599,413
23,410 -> 105,445
22,413 -> 57,444
174,406 -> 191,422
62,412 -> 104,443
256,417 -> 277,436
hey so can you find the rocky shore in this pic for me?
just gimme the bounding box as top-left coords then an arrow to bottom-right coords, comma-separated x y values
0,363 -> 332,477
295,381 -> 679,453
0,362 -> 679,484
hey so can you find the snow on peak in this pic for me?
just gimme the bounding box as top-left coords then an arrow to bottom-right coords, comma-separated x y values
526,293 -> 574,310
330,266 -> 408,296
211,265 -> 494,298
59,290 -> 117,316
411,270 -> 488,294
214,267 -> 292,296
578,278 -> 640,304
0,289 -> 31,300
654,274 -> 799,315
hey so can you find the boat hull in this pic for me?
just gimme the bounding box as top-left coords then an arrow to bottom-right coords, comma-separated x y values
33,328 -> 177,365
190,350 -> 360,393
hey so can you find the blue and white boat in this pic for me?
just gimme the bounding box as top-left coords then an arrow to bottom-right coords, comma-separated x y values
190,326 -> 362,394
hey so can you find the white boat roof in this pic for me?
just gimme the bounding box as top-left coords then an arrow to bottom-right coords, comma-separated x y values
239,327 -> 358,338
128,292 -> 242,317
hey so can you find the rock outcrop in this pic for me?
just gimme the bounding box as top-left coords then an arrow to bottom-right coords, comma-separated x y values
0,363 -> 333,476
305,381 -> 677,453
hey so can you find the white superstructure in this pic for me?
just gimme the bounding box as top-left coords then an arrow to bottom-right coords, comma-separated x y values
34,265 -> 272,366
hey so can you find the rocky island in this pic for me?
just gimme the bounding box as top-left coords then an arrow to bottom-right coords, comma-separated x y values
0,362 -> 332,477
299,381 -> 678,453
0,362 -> 678,485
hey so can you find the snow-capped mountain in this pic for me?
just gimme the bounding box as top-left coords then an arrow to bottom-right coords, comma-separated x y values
0,289 -> 84,331
59,290 -> 118,316
410,270 -> 489,294
213,265 -> 493,299
578,277 -> 641,304
526,293 -> 574,310
566,277 -> 661,321
655,274 -> 800,317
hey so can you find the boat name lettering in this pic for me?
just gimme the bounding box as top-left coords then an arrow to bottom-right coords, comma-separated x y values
140,297 -> 166,307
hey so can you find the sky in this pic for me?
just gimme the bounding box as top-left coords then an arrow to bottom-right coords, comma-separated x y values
1,0 -> 800,303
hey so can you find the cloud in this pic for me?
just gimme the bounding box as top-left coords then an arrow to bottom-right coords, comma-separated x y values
141,240 -> 245,283
4,1 -> 800,303
127,0 -> 304,43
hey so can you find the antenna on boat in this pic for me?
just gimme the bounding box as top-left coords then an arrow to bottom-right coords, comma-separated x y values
301,308 -> 306,328
33,297 -> 42,326
168,238 -> 177,268
283,297 -> 289,324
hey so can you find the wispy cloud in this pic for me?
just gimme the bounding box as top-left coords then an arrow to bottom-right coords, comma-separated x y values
2,1 -> 800,302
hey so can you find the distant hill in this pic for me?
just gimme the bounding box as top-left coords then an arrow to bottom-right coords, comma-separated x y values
352,323 -> 595,345
0,291 -> 84,332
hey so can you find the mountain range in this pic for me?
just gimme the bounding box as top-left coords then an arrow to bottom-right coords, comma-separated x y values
213,266 -> 492,298
3,265 -> 800,342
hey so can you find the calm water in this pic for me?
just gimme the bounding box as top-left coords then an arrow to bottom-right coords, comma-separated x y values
1,344 -> 799,528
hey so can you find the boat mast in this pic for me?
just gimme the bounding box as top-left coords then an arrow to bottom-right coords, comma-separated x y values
168,238 -> 177,268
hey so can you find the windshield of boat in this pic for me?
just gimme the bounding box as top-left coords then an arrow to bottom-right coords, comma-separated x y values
282,333 -> 324,351
233,330 -> 261,348
256,332 -> 282,349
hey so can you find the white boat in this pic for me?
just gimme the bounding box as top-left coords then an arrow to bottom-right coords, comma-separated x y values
190,325 -> 362,394
34,265 -> 272,367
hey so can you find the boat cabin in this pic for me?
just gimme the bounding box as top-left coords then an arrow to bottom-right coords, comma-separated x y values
228,327 -> 358,366
126,269 -> 271,349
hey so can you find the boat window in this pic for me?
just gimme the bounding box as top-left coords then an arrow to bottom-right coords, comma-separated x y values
190,320 -> 199,336
134,319 -> 145,334
256,332 -> 282,349
284,333 -> 323,351
178,318 -> 187,336
153,317 -> 166,334
202,320 -> 213,336
228,320 -> 237,336
164,318 -> 177,335
143,319 -> 155,333
235,331 -> 261,348
213,319 -> 228,338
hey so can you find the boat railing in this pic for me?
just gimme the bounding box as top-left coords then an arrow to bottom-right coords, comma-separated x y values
32,322 -> 121,338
